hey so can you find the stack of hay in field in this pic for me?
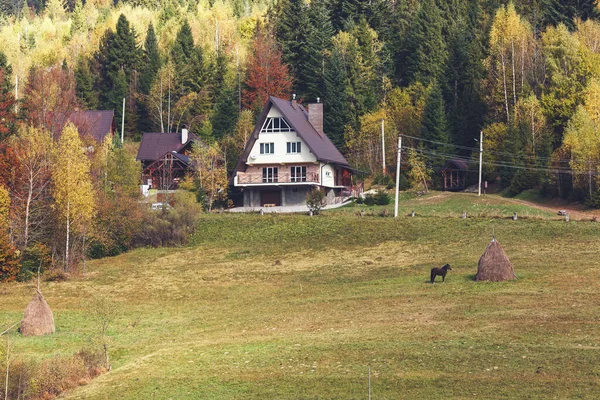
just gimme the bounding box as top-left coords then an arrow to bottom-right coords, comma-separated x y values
21,290 -> 55,336
475,237 -> 516,281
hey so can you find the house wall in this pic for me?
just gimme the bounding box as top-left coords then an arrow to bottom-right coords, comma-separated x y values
243,187 -> 312,207
321,163 -> 336,188
247,108 -> 317,165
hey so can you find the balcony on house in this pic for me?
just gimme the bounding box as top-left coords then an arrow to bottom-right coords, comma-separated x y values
237,169 -> 320,185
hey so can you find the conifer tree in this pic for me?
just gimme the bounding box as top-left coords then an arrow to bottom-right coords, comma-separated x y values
95,15 -> 140,124
324,47 -> 350,149
421,82 -> 450,155
273,0 -> 311,97
139,23 -> 161,96
75,57 -> 98,109
404,0 -> 447,86
541,0 -> 599,30
70,0 -> 84,35
138,23 -> 161,132
304,0 -> 334,101
0,52 -> 16,140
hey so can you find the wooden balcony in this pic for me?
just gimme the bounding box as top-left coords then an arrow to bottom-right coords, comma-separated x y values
237,172 -> 319,184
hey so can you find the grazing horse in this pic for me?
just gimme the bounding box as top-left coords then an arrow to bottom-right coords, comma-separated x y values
430,264 -> 452,284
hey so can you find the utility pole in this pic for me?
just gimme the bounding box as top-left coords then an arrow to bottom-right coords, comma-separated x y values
478,130 -> 483,196
121,97 -> 125,144
381,118 -> 386,174
394,135 -> 402,218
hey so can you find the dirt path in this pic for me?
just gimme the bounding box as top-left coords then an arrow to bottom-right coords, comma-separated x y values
501,197 -> 600,221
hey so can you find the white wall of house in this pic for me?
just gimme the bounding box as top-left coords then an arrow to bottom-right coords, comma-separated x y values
321,163 -> 336,188
247,107 -> 317,165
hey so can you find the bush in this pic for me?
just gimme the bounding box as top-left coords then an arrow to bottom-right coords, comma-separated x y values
306,188 -> 327,214
0,349 -> 105,400
364,194 -> 376,206
354,196 -> 364,204
135,191 -> 203,247
375,191 -> 391,205
17,243 -> 52,282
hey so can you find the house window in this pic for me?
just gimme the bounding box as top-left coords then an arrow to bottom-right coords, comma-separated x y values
290,166 -> 306,182
261,117 -> 293,133
262,167 -> 278,183
260,143 -> 275,154
287,141 -> 302,154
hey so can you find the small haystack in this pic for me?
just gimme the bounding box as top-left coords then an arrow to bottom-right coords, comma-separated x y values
475,238 -> 517,282
21,290 -> 55,336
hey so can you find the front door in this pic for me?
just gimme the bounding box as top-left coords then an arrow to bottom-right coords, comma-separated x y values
261,190 -> 281,206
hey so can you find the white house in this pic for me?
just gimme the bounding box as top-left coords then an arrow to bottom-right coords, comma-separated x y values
233,96 -> 354,207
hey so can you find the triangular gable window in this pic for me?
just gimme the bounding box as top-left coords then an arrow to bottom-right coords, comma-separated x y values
261,117 -> 293,133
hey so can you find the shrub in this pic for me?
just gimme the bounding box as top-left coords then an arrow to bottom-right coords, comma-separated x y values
354,196 -> 364,204
17,243 -> 52,282
135,191 -> 203,247
376,191 -> 391,205
364,194 -> 375,206
306,188 -> 327,214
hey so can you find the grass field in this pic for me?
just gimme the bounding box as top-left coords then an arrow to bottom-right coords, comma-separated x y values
1,192 -> 600,399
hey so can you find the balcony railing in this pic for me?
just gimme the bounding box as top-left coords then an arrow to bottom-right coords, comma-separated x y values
237,172 -> 319,184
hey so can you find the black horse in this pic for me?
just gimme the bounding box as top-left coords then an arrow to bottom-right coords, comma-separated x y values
430,264 -> 452,284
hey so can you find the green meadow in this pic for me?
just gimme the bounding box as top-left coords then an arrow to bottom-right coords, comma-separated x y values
1,193 -> 599,399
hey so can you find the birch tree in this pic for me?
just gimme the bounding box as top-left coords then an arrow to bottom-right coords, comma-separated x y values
189,142 -> 227,211
11,126 -> 54,248
563,106 -> 600,200
485,3 -> 535,122
53,123 -> 95,271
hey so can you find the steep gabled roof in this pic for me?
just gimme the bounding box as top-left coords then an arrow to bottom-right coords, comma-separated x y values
51,110 -> 116,142
270,97 -> 349,166
235,96 -> 349,173
136,132 -> 199,162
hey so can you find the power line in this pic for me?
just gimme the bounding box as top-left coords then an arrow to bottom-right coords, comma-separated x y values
404,146 -> 600,176
399,134 -> 588,166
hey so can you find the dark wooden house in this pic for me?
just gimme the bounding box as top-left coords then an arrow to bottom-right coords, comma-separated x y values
441,159 -> 468,191
136,129 -> 198,190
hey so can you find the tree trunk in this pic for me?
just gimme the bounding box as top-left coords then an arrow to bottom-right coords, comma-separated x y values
500,50 -> 510,122
511,40 -> 517,107
65,199 -> 70,272
24,173 -> 34,249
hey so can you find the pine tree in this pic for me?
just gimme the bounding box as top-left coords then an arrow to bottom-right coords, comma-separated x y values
324,46 -> 351,149
95,14 -> 140,123
421,82 -> 450,153
138,23 -> 161,133
70,0 -> 84,35
303,0 -> 333,102
75,56 -> 98,109
0,51 -> 16,140
542,0 -> 599,30
273,0 -> 311,97
139,23 -> 161,96
404,0 -> 447,86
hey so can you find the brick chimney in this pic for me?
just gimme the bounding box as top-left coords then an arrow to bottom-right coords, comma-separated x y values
291,93 -> 297,109
308,98 -> 324,137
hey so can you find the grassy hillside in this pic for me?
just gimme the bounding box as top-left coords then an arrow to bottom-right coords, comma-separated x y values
2,193 -> 600,399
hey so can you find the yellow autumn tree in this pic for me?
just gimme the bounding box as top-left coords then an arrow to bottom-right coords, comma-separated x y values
53,123 -> 95,271
563,106 -> 600,200
485,3 -> 535,122
190,142 -> 228,211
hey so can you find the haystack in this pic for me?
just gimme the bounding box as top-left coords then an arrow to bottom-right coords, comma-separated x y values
475,238 -> 516,282
21,290 -> 55,336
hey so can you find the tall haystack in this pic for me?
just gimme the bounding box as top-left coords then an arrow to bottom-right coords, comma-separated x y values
475,238 -> 516,282
21,290 -> 55,336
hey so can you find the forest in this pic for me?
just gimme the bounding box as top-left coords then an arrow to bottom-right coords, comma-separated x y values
1,0 -> 600,279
